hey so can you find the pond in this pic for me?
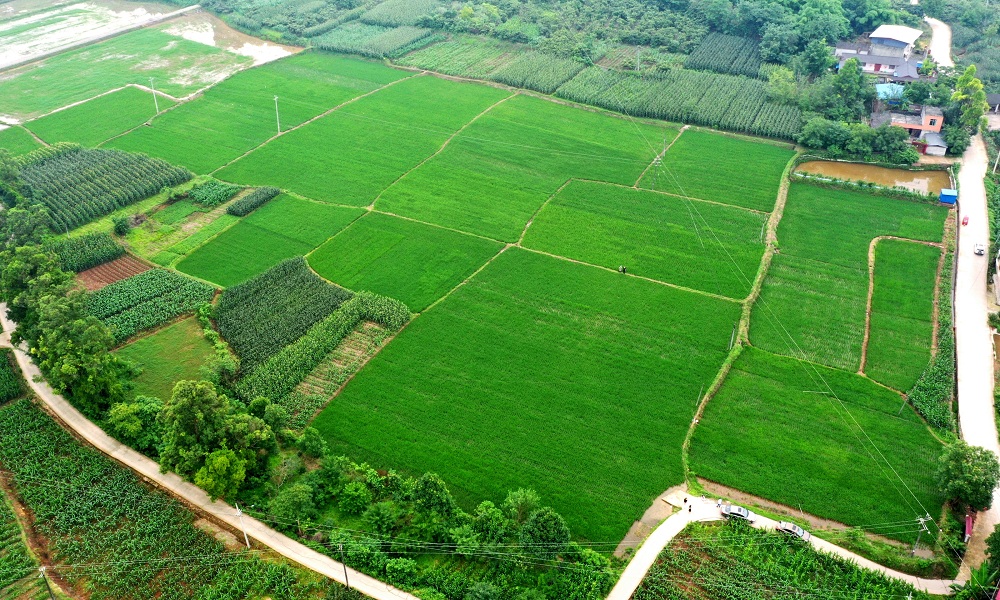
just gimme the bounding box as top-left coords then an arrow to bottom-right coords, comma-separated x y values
795,161 -> 952,195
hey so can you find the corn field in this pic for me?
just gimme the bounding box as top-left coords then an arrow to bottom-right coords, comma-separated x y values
216,257 -> 353,370
487,51 -> 585,94
88,269 -> 216,343
685,33 -> 764,78
633,521 -> 930,600
397,35 -> 517,78
46,232 -> 124,272
555,66 -> 802,139
359,0 -> 441,27
0,399 -> 337,600
313,22 -> 437,58
227,186 -> 281,217
19,146 -> 191,232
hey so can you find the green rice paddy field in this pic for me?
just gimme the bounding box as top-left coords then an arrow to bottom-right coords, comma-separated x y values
0,126 -> 41,156
12,45 -> 952,548
26,86 -> 174,147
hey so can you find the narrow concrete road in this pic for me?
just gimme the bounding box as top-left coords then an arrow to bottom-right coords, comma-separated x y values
924,17 -> 954,68
0,306 -> 415,600
954,135 -> 1000,569
607,496 -> 959,599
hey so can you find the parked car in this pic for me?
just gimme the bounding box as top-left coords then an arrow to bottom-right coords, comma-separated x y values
776,521 -> 812,542
721,504 -> 756,523
975,243 -> 986,256
963,215 -> 970,226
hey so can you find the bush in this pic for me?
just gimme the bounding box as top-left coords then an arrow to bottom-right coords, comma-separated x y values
339,481 -> 373,515
112,215 -> 131,236
298,426 -> 328,458
385,558 -> 418,586
226,186 -> 281,217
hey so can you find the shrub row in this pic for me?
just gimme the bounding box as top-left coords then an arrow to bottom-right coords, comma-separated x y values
189,180 -> 243,208
47,232 -> 124,272
216,257 -> 353,370
88,269 -> 216,343
234,292 -> 409,406
227,187 -> 281,217
0,351 -> 22,404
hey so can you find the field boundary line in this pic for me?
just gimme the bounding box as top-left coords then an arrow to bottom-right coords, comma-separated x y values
517,178 -> 572,244
858,235 -> 945,375
633,125 -> 687,187
368,91 -> 517,209
209,72 -> 419,176
930,213 -> 954,356
16,125 -> 49,148
370,209 -> 506,244
516,246 -> 740,302
0,305 -> 420,600
99,87 -> 192,148
582,179 -> 770,215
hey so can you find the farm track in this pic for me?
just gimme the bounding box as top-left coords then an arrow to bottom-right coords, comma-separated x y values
0,305 -> 418,600
858,236 -> 944,377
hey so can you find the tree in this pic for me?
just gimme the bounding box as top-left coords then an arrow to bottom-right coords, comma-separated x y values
269,482 -> 317,525
759,20 -> 802,64
797,0 -> 850,43
413,472 -> 456,516
194,448 -> 246,500
952,65 -> 990,133
464,582 -> 501,600
986,522 -> 1000,573
159,380 -> 231,478
364,501 -> 399,536
107,395 -> 164,454
520,507 -> 570,559
796,39 -> 835,78
503,488 -> 540,524
0,245 -> 72,344
942,124 -> 971,156
0,204 -> 50,251
473,500 -> 512,546
766,66 -> 798,104
829,58 -> 875,121
339,481 -> 373,515
298,426 -> 328,458
937,441 -> 1000,511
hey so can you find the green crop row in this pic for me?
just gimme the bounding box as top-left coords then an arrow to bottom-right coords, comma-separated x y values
216,257 -> 353,370
396,35 -> 516,79
906,247 -> 955,430
189,180 -> 243,208
555,67 -> 802,139
19,147 -> 191,231
0,398 -> 338,600
88,269 -> 215,343
47,232 -> 124,272
226,186 -> 281,217
314,23 -> 436,58
684,33 -> 764,78
359,0 -> 441,26
234,291 -> 409,411
0,482 -> 36,590
487,51 -> 584,94
0,351 -> 21,406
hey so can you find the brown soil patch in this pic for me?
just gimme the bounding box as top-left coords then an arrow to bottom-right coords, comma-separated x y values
193,518 -> 243,551
76,255 -> 151,291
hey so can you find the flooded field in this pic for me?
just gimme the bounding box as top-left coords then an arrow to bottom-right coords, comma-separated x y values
795,160 -> 951,195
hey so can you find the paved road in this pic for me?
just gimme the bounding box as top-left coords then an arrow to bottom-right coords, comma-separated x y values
0,306 -> 415,600
607,496 -> 958,599
924,17 -> 954,68
954,135 -> 1000,569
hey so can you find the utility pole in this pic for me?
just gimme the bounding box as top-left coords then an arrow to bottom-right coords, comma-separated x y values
149,78 -> 159,114
993,144 -> 999,174
911,514 -> 931,555
274,95 -> 281,134
39,567 -> 55,600
235,503 -> 251,549
636,46 -> 641,72
338,543 -> 350,590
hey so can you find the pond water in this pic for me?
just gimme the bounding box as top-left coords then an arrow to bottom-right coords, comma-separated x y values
795,161 -> 952,195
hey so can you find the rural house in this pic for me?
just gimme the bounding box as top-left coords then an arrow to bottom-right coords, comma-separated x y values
835,24 -> 927,83
870,105 -> 943,136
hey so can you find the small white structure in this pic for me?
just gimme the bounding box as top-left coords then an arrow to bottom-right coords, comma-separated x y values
919,131 -> 948,156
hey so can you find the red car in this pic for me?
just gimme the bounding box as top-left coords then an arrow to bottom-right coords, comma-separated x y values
963,215 -> 969,226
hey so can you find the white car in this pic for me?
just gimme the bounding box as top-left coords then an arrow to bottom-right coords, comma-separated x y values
974,243 -> 986,256
721,504 -> 757,523
776,521 -> 812,542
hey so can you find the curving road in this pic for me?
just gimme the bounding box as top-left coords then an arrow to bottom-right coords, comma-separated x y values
924,17 -> 955,68
0,305 -> 415,600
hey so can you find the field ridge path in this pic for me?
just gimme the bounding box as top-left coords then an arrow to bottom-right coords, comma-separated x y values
584,179 -> 770,215
0,304 -> 419,600
368,92 -> 518,209
210,73 -> 419,175
517,178 -> 573,244
633,125 -> 687,187
859,236 -> 945,376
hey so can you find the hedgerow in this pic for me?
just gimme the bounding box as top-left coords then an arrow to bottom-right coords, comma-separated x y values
227,186 -> 281,217
234,292 -> 409,407
486,51 -> 584,94
18,146 -> 191,231
216,257 -> 352,370
46,232 -> 124,272
88,269 -> 216,343
189,180 -> 243,208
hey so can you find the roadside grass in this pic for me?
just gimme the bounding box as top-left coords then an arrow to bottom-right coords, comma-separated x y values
866,240 -> 941,391
313,248 -> 739,542
115,317 -> 215,401
216,75 -> 512,205
521,180 -> 767,298
0,27 -> 251,120
689,346 -> 944,542
176,195 -> 363,287
750,183 -> 947,370
108,53 -> 408,174
307,211 -> 503,311
26,87 -> 174,147
376,94 -> 674,241
0,126 -> 41,156
637,129 -> 794,211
